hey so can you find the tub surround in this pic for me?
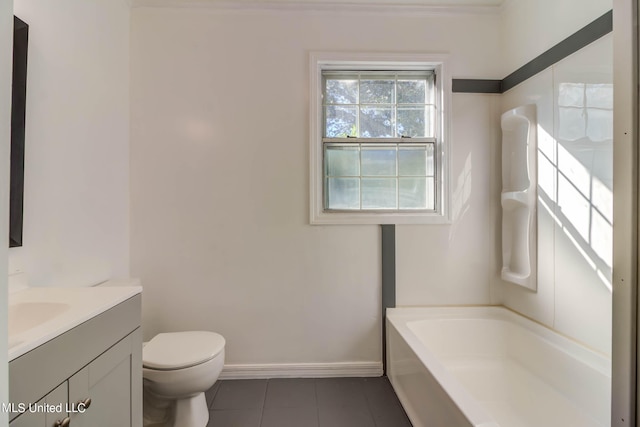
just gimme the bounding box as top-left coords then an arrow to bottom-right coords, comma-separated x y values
499,30 -> 613,355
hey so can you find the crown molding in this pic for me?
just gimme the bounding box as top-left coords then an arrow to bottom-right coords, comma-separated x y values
131,0 -> 502,15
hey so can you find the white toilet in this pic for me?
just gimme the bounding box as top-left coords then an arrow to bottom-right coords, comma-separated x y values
142,331 -> 225,427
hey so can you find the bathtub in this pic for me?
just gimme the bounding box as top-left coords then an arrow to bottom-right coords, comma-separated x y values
386,306 -> 611,427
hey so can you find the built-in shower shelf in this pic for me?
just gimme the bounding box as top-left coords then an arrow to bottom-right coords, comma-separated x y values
501,269 -> 531,287
501,191 -> 531,207
501,104 -> 537,291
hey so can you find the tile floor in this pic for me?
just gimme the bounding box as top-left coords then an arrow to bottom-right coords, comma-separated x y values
204,376 -> 412,427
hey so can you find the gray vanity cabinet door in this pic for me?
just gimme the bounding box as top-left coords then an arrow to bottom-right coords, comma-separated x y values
8,398 -> 45,427
10,382 -> 67,427
68,335 -> 134,427
44,382 -> 69,427
8,409 -> 44,427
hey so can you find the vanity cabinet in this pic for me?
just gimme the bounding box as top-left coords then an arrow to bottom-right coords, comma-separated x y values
10,382 -> 67,427
9,295 -> 142,427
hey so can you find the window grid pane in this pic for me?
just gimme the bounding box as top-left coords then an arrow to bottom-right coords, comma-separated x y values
326,177 -> 360,210
324,142 -> 436,211
399,177 -> 427,209
323,72 -> 435,139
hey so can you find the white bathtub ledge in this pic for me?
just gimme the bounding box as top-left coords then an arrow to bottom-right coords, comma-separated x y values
386,306 -> 610,427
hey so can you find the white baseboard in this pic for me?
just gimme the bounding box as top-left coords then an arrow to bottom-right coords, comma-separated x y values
219,362 -> 383,380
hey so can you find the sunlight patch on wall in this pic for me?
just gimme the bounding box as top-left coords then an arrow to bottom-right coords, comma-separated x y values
535,80 -> 613,292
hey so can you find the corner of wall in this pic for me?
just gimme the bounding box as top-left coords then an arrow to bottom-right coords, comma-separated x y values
0,0 -> 13,420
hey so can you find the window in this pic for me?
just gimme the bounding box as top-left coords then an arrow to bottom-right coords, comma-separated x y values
310,53 -> 450,224
323,71 -> 436,211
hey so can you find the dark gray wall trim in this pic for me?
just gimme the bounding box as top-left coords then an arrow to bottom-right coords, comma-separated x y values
502,10 -> 612,92
452,10 -> 613,94
381,224 -> 395,374
452,79 -> 502,93
381,224 -> 396,311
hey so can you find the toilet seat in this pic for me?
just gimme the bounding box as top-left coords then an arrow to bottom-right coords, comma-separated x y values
143,331 -> 225,371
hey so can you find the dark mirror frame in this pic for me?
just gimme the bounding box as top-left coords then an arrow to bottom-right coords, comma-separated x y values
10,16 -> 28,248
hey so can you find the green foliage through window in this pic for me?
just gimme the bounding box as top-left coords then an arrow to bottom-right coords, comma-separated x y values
322,71 -> 435,138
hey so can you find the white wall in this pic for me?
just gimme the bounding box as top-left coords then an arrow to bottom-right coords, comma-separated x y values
0,0 -> 13,421
500,0 -> 612,75
396,93 -> 501,306
498,1 -> 613,355
9,0 -> 131,287
131,6 -> 501,366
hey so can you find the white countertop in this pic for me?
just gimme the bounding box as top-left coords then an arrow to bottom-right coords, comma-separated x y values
9,286 -> 142,361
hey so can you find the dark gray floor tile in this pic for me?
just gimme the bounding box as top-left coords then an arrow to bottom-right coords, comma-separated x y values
260,405 -> 319,427
362,377 -> 401,409
211,379 -> 267,410
371,406 -> 413,427
363,377 -> 412,426
207,409 -> 262,427
362,377 -> 395,397
207,377 -> 411,427
265,378 -> 317,408
318,405 -> 376,427
206,381 -> 221,409
315,378 -> 368,410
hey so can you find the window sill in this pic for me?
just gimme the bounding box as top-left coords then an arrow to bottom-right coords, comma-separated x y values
310,210 -> 451,225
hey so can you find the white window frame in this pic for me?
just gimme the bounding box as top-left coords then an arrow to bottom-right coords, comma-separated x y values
309,51 -> 452,225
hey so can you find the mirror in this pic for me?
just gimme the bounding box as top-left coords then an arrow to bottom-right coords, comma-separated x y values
10,16 -> 28,248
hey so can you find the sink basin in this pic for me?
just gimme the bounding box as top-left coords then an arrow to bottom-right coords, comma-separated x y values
8,302 -> 70,335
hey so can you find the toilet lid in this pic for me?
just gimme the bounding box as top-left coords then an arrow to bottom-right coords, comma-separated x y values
143,331 -> 225,370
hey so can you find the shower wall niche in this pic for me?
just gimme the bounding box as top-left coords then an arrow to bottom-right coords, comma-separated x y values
501,104 -> 537,291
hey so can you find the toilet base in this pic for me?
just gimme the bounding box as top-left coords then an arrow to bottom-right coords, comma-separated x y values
173,392 -> 209,427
